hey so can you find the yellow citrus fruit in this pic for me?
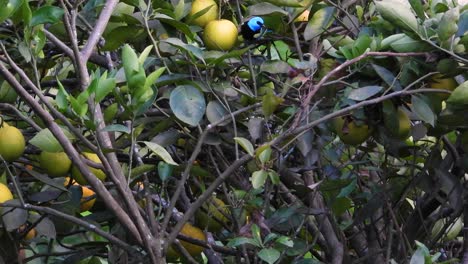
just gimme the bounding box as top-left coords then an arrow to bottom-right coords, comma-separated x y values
71,152 -> 106,185
79,185 -> 96,212
428,73 -> 458,100
19,225 -> 37,241
39,151 -> 72,177
0,123 -> 25,162
189,0 -> 218,27
333,117 -> 371,145
203,19 -> 238,51
0,182 -> 13,203
295,10 -> 310,22
195,197 -> 229,232
167,223 -> 206,260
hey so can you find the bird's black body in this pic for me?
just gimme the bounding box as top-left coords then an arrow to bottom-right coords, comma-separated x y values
240,17 -> 264,41
241,23 -> 258,40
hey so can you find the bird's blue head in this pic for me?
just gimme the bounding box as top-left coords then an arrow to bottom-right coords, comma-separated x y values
247,17 -> 264,32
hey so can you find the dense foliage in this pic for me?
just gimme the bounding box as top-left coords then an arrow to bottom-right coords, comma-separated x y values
1,0 -> 468,263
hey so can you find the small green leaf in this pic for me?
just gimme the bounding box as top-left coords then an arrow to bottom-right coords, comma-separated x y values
247,2 -> 289,17
347,86 -> 383,101
409,0 -> 425,20
169,85 -> 206,126
29,128 -> 75,152
262,92 -> 284,118
158,161 -> 173,182
251,170 -> 268,189
95,77 -> 116,103
304,6 -> 336,41
411,95 -> 435,126
260,60 -> 290,74
206,101 -> 229,125
257,248 -> 281,264
30,6 -> 64,26
372,64 -> 402,91
437,7 -> 459,41
227,237 -> 261,247
0,0 -> 23,23
276,236 -> 294,247
268,170 -> 280,185
234,137 -> 254,156
55,79 -> 69,111
138,45 -> 153,65
390,35 -> 432,52
257,146 -> 272,165
447,80 -> 468,107
142,141 -> 178,166
102,124 -> 130,134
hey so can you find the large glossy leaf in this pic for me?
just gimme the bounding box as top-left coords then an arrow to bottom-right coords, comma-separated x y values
411,95 -> 435,126
143,141 -> 178,165
251,170 -> 268,189
0,0 -> 22,23
247,2 -> 289,16
30,6 -> 64,26
206,101 -> 229,125
304,6 -> 335,41
155,13 -> 195,40
347,86 -> 382,101
390,35 -> 432,52
372,64 -> 402,91
375,0 -> 418,33
29,128 -> 75,152
234,137 -> 254,156
169,85 -> 206,126
2,200 -> 27,231
257,248 -> 281,264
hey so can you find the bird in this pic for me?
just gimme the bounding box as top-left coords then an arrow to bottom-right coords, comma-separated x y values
240,16 -> 265,41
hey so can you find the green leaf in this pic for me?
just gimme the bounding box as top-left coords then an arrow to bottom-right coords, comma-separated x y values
411,95 -> 435,126
347,86 -> 383,101
257,248 -> 281,264
337,178 -> 356,198
372,64 -> 402,91
138,45 -> 153,65
251,170 -> 268,189
437,7 -> 459,41
2,200 -> 27,231
155,13 -> 195,40
0,0 -> 22,23
247,2 -> 289,17
390,35 -> 432,52
409,0 -> 425,20
162,38 -> 205,63
95,77 -> 116,103
252,224 -> 262,245
158,161 -> 173,182
262,92 -> 284,118
257,146 -> 272,165
447,80 -> 468,107
375,0 -> 419,33
260,60 -> 290,74
304,6 -> 336,41
122,44 -> 141,80
206,47 -> 250,66
103,25 -> 144,51
55,79 -> 69,111
102,124 -> 130,134
268,170 -> 280,185
11,0 -> 32,25
227,237 -> 262,247
169,85 -> 206,126
142,141 -> 178,166
29,128 -> 75,152
263,0 -> 302,7
276,236 -> 294,247
206,101 -> 229,125
30,6 -> 64,26
234,137 -> 255,156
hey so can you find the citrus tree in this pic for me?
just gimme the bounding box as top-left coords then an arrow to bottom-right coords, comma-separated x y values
1,0 -> 468,263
